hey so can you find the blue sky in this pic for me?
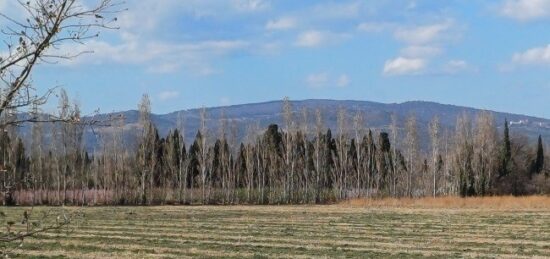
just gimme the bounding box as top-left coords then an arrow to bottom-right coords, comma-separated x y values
3,0 -> 550,117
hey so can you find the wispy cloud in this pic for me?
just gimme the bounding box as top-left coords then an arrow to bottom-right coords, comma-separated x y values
442,60 -> 474,74
46,0 -> 267,75
57,39 -> 249,75
306,73 -> 350,88
357,22 -> 394,33
499,0 -> 550,21
295,30 -> 348,48
266,17 -> 296,30
336,74 -> 351,87
382,19 -> 466,76
394,21 -> 453,44
383,57 -> 426,76
0,2 -> 32,27
220,96 -> 231,106
233,0 -> 270,12
311,1 -> 362,20
158,90 -> 180,101
296,31 -> 325,47
306,73 -> 330,88
400,46 -> 442,58
511,44 -> 550,65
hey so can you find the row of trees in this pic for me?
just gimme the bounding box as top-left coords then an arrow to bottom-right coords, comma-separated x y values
1,96 -> 548,205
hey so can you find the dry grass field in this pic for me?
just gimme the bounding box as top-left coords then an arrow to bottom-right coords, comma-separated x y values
3,196 -> 550,258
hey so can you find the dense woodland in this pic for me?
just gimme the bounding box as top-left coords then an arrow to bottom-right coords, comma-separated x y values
0,94 -> 548,205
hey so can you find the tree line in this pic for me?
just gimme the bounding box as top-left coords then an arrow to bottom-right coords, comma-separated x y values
1,95 -> 548,205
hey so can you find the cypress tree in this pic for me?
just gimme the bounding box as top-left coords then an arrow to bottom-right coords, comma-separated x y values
236,143 -> 247,188
14,138 -> 28,187
500,119 -> 511,177
531,135 -> 544,175
187,131 -> 202,188
503,119 -> 511,161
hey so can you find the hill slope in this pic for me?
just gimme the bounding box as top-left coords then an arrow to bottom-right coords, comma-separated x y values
69,99 -> 550,151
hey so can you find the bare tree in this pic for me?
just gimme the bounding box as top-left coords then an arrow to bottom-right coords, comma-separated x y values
474,111 -> 497,195
352,111 -> 365,197
198,108 -> 209,204
442,129 -> 452,195
429,116 -> 440,197
334,107 -> 348,199
113,113 -> 125,204
389,113 -> 399,197
404,114 -> 418,197
454,113 -> 474,196
313,109 -> 324,203
282,97 -> 293,202
300,107 -> 310,202
0,0 -> 122,126
137,94 -> 152,204
243,124 -> 255,203
175,112 -> 187,203
29,105 -> 43,204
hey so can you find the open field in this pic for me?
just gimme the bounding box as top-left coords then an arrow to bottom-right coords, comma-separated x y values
3,197 -> 550,258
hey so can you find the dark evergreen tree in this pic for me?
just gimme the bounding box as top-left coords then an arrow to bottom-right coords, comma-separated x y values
531,135 -> 544,175
263,124 -> 283,155
187,131 -> 202,188
499,119 -> 512,178
235,143 -> 247,188
14,138 -> 28,189
377,132 -> 392,191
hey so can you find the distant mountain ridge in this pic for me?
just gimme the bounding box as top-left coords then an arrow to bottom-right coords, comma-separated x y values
18,99 -> 550,151
99,99 -> 550,149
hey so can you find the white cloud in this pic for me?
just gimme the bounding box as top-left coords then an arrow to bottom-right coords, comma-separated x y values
357,22 -> 394,33
500,0 -> 550,21
220,97 -> 231,106
337,74 -> 350,87
400,46 -> 442,58
394,21 -> 452,44
512,44 -> 550,65
383,57 -> 426,76
121,0 -> 269,22
306,73 -> 350,88
158,91 -> 180,101
311,1 -> 362,20
295,30 -> 347,47
296,31 -> 325,47
253,42 -> 284,55
0,2 -> 27,27
407,1 -> 417,10
442,60 -> 472,74
267,1 -> 364,32
56,39 -> 249,75
232,0 -> 270,12
40,0 -> 265,75
306,73 -> 330,88
0,1 -> 6,12
266,17 -> 296,30
147,63 -> 182,74
384,20 -> 460,75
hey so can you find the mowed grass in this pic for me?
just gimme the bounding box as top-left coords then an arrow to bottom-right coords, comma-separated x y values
3,199 -> 550,258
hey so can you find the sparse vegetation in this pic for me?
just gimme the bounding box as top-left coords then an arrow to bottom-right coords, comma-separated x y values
2,198 -> 549,258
